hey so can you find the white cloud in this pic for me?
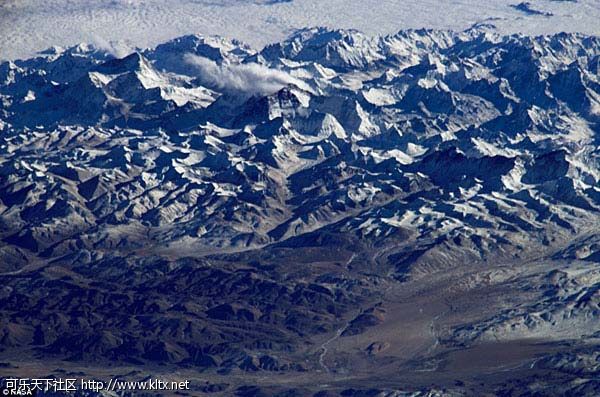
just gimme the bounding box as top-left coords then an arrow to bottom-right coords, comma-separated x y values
184,54 -> 311,97
88,34 -> 133,58
4,0 -> 600,61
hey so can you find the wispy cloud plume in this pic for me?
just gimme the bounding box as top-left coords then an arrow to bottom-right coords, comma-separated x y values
89,34 -> 133,58
184,54 -> 311,96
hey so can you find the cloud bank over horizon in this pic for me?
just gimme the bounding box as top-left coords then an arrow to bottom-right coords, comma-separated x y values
2,0 -> 600,61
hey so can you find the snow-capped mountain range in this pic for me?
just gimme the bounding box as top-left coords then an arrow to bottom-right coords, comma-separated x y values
1,27 -> 600,395
2,27 -> 600,267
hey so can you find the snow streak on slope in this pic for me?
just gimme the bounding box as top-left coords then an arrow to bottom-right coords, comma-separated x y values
2,0 -> 600,61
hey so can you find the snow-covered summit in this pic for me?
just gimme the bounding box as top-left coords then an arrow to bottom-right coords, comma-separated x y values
1,27 -> 600,266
